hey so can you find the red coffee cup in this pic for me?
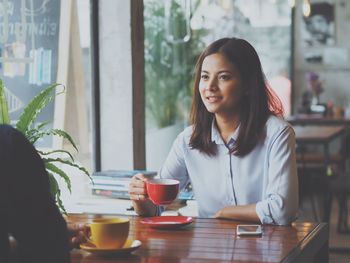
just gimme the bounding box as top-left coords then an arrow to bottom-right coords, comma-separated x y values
146,179 -> 180,205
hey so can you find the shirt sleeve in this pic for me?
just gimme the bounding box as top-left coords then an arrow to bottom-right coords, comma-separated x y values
255,126 -> 298,225
159,131 -> 190,191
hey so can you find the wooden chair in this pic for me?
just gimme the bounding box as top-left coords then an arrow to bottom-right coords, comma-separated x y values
296,153 -> 344,168
329,172 -> 350,233
297,129 -> 350,231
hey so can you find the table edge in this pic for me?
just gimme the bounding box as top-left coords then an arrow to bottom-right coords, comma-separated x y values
281,223 -> 329,263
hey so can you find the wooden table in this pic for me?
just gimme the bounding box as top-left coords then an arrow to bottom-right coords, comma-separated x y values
69,214 -> 329,263
293,125 -> 345,167
288,114 -> 350,126
293,125 -> 346,222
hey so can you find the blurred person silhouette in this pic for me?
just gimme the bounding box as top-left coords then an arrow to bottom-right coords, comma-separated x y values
0,124 -> 85,263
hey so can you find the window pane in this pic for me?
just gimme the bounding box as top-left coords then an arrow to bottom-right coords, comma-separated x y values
0,0 -> 93,211
144,0 -> 203,170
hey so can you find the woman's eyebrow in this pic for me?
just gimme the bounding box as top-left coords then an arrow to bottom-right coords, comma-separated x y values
217,70 -> 232,74
201,70 -> 232,74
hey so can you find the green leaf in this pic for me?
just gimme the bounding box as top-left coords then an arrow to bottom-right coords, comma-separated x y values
38,149 -> 74,162
50,129 -> 78,151
25,121 -> 51,143
36,120 -> 51,130
56,192 -> 67,215
16,83 -> 63,134
48,172 -> 67,214
28,128 -> 78,151
45,162 -> 72,193
48,172 -> 59,198
25,128 -> 42,144
0,79 -> 10,124
44,157 -> 90,178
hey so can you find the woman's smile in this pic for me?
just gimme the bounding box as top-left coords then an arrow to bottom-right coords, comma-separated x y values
206,95 -> 222,103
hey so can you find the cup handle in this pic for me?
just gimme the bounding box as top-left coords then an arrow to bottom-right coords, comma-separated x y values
83,224 -> 94,244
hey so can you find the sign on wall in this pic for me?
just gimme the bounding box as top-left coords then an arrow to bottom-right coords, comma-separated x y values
302,2 -> 335,47
0,0 -> 70,147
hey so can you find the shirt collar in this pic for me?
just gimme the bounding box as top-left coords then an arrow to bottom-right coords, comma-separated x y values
211,119 -> 240,145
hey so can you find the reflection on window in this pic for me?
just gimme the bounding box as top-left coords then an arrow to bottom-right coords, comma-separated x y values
144,0 -> 203,130
145,0 -> 292,170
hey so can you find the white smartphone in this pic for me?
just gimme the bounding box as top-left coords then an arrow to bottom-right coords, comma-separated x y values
236,224 -> 262,236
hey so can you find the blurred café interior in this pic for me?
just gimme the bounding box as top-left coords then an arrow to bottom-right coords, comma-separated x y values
1,0 -> 350,261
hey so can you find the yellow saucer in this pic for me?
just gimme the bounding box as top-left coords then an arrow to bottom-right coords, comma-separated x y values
80,239 -> 141,256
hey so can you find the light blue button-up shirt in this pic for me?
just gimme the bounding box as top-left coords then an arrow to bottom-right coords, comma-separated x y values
159,115 -> 298,225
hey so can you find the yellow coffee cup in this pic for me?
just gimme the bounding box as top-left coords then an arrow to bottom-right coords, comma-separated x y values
84,218 -> 130,249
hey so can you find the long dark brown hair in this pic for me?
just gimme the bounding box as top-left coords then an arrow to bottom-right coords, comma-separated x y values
189,37 -> 283,156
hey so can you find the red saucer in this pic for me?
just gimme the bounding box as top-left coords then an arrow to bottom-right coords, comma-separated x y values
140,216 -> 193,229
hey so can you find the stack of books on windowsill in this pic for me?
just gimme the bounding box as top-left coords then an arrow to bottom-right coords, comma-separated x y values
90,170 -> 157,199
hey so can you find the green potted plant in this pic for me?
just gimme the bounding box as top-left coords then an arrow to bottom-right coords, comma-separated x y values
0,79 -> 89,213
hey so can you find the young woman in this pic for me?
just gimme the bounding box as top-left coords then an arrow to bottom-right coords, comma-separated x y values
129,38 -> 298,225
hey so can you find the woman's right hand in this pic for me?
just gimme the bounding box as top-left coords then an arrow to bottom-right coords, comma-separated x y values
128,173 -> 148,202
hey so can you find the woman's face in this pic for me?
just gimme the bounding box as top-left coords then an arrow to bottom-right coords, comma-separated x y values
199,53 -> 243,119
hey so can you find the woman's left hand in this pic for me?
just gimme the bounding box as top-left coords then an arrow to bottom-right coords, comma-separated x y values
67,223 -> 86,249
213,204 -> 260,222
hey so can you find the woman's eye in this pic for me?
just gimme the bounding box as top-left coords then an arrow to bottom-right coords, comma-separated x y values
219,74 -> 231,80
200,74 -> 209,80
